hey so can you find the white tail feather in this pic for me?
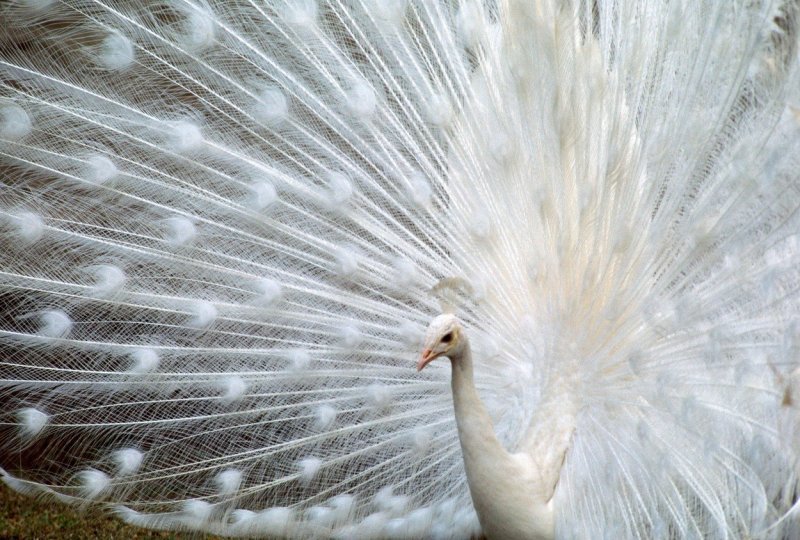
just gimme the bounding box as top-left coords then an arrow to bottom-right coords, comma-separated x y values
1,1 -> 800,538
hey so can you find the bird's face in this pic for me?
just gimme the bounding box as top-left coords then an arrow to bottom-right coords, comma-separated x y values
417,314 -> 462,371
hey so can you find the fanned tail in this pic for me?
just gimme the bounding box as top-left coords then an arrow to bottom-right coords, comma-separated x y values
1,1 -> 800,538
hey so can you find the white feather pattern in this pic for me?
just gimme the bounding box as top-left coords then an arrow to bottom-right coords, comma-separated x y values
1,0 -> 800,538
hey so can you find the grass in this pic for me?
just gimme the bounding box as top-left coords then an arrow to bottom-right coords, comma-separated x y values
0,482 -> 218,539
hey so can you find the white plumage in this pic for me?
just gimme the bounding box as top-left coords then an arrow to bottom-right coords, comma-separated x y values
1,0 -> 800,538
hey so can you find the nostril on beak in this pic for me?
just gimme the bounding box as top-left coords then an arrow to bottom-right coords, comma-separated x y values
417,349 -> 434,371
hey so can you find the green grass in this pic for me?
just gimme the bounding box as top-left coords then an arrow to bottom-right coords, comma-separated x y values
0,482 -> 219,539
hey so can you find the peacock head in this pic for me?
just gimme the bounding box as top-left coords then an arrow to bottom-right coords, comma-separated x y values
417,314 -> 464,371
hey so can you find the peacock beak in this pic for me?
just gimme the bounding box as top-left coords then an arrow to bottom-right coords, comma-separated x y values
417,349 -> 435,371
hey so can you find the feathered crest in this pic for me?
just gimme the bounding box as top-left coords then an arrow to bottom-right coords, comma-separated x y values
431,277 -> 475,315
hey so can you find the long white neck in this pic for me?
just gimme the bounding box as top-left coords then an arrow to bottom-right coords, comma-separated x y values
449,339 -> 556,540
450,341 -> 508,468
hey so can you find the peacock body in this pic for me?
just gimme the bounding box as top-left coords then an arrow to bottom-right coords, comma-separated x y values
1,0 -> 800,538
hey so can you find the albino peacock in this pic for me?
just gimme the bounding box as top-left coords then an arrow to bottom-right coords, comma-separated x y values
1,0 -> 800,538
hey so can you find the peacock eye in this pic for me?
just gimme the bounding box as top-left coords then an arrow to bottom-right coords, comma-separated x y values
441,332 -> 453,343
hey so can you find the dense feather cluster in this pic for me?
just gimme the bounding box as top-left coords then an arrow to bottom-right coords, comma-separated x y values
1,0 -> 800,538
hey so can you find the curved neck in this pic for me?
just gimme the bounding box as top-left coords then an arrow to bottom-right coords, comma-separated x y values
449,338 -> 556,539
449,340 -> 507,464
